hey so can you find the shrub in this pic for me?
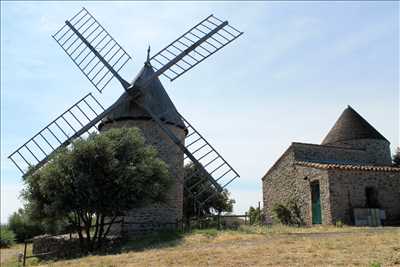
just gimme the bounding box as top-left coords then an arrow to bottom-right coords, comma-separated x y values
8,208 -> 45,242
0,225 -> 16,248
247,206 -> 262,225
272,199 -> 305,226
335,220 -> 343,228
370,261 -> 382,267
272,204 -> 292,225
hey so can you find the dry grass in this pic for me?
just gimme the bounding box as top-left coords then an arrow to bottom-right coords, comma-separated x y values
0,243 -> 37,267
2,226 -> 399,267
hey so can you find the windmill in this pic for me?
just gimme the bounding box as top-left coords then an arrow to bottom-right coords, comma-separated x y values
8,8 -> 242,232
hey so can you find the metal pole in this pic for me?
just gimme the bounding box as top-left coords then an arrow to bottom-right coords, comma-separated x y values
23,240 -> 27,266
217,212 -> 221,230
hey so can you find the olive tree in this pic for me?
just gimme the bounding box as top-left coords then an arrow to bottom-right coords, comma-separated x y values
23,127 -> 172,252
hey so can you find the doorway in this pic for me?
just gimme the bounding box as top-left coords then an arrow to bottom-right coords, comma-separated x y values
311,181 -> 322,224
365,187 -> 379,208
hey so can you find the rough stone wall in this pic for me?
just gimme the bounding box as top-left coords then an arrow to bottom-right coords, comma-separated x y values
294,166 -> 332,225
328,170 -> 400,224
32,235 -> 82,259
293,142 -> 369,165
100,119 -> 185,234
262,149 -> 331,225
328,139 -> 392,165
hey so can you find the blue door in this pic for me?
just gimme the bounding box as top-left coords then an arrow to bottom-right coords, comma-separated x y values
311,182 -> 322,224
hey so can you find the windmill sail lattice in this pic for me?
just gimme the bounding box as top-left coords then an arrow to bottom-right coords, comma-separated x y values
144,105 -> 240,205
8,93 -> 105,175
180,115 -> 239,197
149,14 -> 243,82
53,8 -> 131,92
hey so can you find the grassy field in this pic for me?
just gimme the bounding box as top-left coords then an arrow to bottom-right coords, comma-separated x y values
1,225 -> 399,267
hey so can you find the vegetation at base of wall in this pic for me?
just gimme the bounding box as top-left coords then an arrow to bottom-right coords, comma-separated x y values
335,220 -> 343,228
271,199 -> 305,226
22,127 -> 172,253
0,225 -> 16,248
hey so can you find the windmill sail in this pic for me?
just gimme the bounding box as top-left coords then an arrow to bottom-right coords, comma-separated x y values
53,8 -> 132,92
138,103 -> 239,205
8,93 -> 107,176
148,14 -> 243,83
9,8 -> 242,211
180,115 -> 239,201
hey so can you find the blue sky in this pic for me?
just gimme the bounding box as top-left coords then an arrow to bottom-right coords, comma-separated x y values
1,1 -> 398,223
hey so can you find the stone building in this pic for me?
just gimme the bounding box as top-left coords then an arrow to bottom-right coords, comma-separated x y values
99,62 -> 187,234
262,106 -> 400,225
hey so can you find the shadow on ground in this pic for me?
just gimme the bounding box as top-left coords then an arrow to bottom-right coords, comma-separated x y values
118,230 -> 185,253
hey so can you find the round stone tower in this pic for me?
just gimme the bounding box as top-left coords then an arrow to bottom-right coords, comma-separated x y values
321,105 -> 391,165
99,62 -> 186,234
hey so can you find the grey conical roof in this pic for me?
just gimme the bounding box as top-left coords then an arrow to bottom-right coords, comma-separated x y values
321,106 -> 387,145
99,63 -> 185,130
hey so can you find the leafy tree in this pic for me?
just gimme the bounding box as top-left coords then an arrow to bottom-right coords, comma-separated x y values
23,127 -> 172,252
8,208 -> 44,242
247,206 -> 262,225
0,225 -> 15,248
183,163 -> 234,221
393,147 -> 400,167
7,207 -> 67,242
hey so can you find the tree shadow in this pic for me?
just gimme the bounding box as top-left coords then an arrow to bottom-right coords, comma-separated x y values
117,230 -> 185,253
33,230 -> 185,265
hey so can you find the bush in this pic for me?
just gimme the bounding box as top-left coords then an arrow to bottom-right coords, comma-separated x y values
370,262 -> 382,267
272,204 -> 292,225
272,199 -> 305,226
247,206 -> 262,225
8,208 -> 45,242
0,225 -> 16,248
335,220 -> 343,228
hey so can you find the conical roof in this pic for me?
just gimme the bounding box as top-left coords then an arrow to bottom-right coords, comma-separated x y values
321,106 -> 387,145
99,63 -> 185,130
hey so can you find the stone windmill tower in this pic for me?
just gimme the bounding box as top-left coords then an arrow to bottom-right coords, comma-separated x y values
99,58 -> 187,231
8,8 -> 242,234
322,106 -> 391,165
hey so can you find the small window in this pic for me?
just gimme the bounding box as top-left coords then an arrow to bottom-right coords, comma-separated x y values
365,187 -> 379,208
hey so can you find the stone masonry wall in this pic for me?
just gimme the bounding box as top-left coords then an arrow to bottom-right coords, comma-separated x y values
292,142 -> 371,165
328,170 -> 400,224
100,119 -> 186,234
328,139 -> 392,165
262,149 -> 331,225
294,165 -> 332,225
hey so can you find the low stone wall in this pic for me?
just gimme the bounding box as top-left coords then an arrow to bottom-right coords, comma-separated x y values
32,234 -> 121,260
32,234 -> 82,259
